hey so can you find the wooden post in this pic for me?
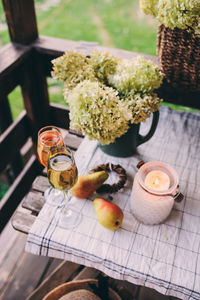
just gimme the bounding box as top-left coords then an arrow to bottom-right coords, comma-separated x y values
0,96 -> 13,133
2,0 -> 51,141
20,53 -> 51,142
2,0 -> 38,45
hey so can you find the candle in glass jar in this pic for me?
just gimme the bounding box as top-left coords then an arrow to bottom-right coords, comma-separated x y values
144,170 -> 170,191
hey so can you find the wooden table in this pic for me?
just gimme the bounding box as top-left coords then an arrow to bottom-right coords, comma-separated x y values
10,106 -> 200,300
8,130 -> 163,300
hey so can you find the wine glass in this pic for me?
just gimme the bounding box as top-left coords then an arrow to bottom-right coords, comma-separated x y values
37,126 -> 64,203
37,126 -> 64,167
47,145 -> 81,228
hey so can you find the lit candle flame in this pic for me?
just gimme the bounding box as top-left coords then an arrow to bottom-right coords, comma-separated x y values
145,170 -> 170,191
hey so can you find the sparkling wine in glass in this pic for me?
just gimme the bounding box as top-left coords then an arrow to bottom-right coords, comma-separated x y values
47,145 -> 81,228
37,126 -> 64,203
37,126 -> 64,167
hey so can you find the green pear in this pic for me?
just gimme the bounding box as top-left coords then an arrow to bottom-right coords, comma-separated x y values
71,171 -> 108,199
93,198 -> 124,230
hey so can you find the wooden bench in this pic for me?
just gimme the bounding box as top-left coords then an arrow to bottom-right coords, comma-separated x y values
0,1 -> 200,299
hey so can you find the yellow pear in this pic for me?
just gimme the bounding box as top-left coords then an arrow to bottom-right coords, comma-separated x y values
71,171 -> 108,199
93,197 -> 124,230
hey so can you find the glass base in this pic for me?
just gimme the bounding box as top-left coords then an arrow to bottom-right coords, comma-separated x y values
44,187 -> 82,228
44,187 -> 65,206
59,206 -> 82,229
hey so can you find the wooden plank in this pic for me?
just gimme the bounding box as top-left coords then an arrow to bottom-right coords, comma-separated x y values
22,191 -> 45,213
2,0 -> 38,44
0,43 -> 31,98
32,175 -> 49,193
138,286 -> 170,300
33,36 -> 200,110
42,258 -> 63,280
0,96 -> 12,132
0,66 -> 21,99
34,36 -> 157,78
0,43 -> 30,80
26,261 -> 82,300
0,155 -> 42,232
73,267 -> 100,281
20,50 -> 50,141
64,131 -> 84,150
0,111 -> 29,173
50,103 -> 70,130
0,232 -> 26,291
0,252 -> 51,300
108,277 -> 139,300
11,211 -> 36,234
34,36 -> 153,61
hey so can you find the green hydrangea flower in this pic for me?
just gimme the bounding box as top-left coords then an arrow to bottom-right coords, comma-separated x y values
67,81 -> 131,145
90,51 -> 120,84
108,56 -> 163,95
140,0 -> 200,34
140,0 -> 159,17
52,51 -> 163,145
123,92 -> 162,124
51,51 -> 96,91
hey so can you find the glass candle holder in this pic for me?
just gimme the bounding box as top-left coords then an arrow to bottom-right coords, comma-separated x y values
130,161 -> 183,225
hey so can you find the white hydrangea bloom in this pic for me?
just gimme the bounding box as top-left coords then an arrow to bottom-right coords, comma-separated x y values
67,81 -> 131,145
140,0 -> 159,16
108,56 -> 163,95
140,0 -> 200,34
123,92 -> 162,124
52,51 -> 163,145
156,0 -> 200,31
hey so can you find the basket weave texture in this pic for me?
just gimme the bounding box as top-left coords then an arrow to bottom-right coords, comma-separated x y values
42,279 -> 121,300
157,25 -> 200,92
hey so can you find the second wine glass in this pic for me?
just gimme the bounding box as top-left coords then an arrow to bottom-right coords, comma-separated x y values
37,126 -> 64,168
37,126 -> 64,204
47,145 -> 81,228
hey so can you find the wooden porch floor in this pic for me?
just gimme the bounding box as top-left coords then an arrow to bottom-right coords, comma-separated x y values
0,210 -> 181,300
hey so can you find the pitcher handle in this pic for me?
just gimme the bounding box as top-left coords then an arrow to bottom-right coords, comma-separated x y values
137,111 -> 159,146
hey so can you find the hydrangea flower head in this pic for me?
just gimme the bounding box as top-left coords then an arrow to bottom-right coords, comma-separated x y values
108,56 -> 163,95
90,51 -> 120,84
52,51 -> 163,145
51,51 -> 96,91
140,0 -> 200,34
67,81 -> 131,145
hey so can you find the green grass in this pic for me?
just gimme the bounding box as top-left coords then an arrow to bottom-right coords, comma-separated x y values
92,0 -> 157,55
36,0 -> 102,44
1,0 -> 199,120
161,102 -> 200,114
1,0 -> 159,120
0,183 -> 9,199
8,87 -> 25,119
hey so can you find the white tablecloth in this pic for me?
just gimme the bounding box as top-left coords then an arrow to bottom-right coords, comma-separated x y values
26,106 -> 200,300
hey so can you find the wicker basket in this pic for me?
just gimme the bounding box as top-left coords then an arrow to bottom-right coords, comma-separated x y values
157,25 -> 200,92
42,279 -> 122,300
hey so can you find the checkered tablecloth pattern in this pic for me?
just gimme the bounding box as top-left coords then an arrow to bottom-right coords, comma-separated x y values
26,106 -> 200,300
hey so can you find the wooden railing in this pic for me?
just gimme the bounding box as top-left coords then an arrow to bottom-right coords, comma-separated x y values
0,0 -> 200,232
